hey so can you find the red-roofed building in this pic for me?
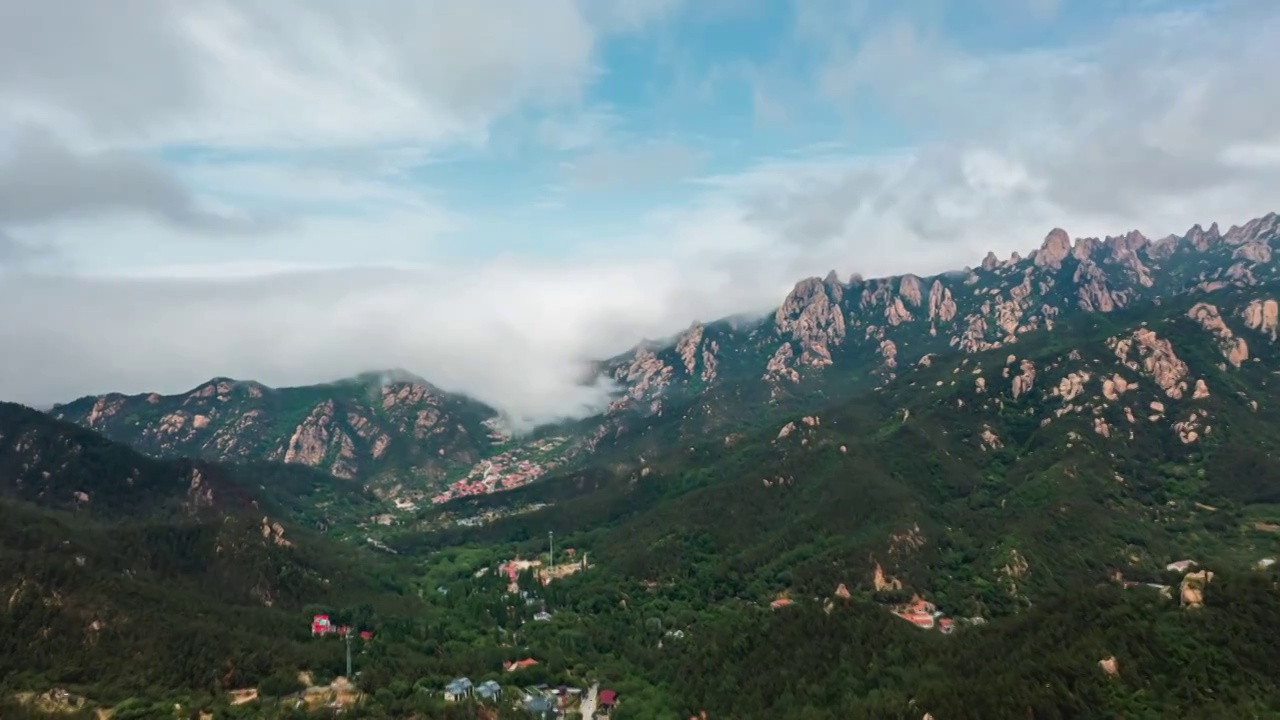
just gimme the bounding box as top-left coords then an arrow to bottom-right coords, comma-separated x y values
359,630 -> 373,640
938,617 -> 955,634
769,598 -> 793,609
311,615 -> 332,636
503,658 -> 539,672
599,689 -> 618,710
895,611 -> 935,629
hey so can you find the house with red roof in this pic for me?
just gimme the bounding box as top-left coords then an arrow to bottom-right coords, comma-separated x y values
599,689 -> 618,713
504,657 -> 539,672
895,610 -> 935,629
311,615 -> 332,636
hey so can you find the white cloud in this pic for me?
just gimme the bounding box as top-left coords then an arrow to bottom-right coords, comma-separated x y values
564,140 -> 708,190
0,0 -> 600,151
2,0 -> 1280,429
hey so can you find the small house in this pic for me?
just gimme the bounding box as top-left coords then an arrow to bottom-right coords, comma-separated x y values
769,598 -> 793,610
311,615 -> 332,636
477,680 -> 502,701
599,689 -> 618,712
505,658 -> 539,672
938,618 -> 955,634
1166,560 -> 1197,573
525,695 -> 555,718
444,677 -> 473,702
533,610 -> 552,622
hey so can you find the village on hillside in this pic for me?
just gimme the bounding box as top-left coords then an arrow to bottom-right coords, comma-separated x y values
270,546 -> 603,716
431,435 -> 570,505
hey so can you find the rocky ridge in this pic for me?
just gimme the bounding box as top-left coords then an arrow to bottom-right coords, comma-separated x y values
595,212 -> 1280,433
40,212 -> 1280,511
52,372 -> 502,487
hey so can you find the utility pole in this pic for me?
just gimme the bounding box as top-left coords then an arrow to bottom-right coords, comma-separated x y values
344,628 -> 353,680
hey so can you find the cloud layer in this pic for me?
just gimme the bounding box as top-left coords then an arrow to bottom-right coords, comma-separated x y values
2,1 -> 1280,423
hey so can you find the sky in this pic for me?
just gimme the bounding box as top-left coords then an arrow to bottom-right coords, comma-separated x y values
2,0 -> 1280,423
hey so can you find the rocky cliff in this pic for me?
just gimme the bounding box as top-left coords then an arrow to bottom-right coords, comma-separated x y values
597,212 -> 1280,423
51,371 -> 502,486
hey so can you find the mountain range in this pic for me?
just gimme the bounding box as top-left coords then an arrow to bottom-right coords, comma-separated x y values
7,211 -> 1280,718
51,213 -> 1280,495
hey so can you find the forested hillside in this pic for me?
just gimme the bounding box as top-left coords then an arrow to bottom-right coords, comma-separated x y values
8,214 -> 1280,718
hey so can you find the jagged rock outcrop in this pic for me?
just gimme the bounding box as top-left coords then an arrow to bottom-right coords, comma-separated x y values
1011,360 -> 1037,399
879,339 -> 899,369
610,348 -> 675,416
1093,417 -> 1111,438
1242,298 -> 1279,341
1073,236 -> 1101,262
872,562 -> 903,592
926,279 -> 957,324
1099,656 -> 1119,677
1110,330 -> 1190,399
674,322 -> 720,382
774,277 -> 847,370
899,274 -> 924,307
980,426 -> 1002,450
1186,303 -> 1249,367
1034,228 -> 1072,270
886,296 -> 914,326
1101,374 -> 1134,401
278,401 -> 359,479
1180,569 -> 1213,608
1185,223 -> 1221,252
763,343 -> 801,391
1052,372 -> 1090,402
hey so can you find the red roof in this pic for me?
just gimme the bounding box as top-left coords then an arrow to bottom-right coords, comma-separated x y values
599,689 -> 617,705
896,611 -> 934,629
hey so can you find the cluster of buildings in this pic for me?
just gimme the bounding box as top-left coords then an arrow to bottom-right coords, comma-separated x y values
430,437 -> 568,504
890,597 -> 955,634
442,677 -> 619,718
443,678 -> 501,703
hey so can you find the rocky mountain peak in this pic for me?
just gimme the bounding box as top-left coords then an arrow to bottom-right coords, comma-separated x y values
1107,230 -> 1149,256
899,274 -> 924,307
981,251 -> 999,271
774,275 -> 846,369
1034,228 -> 1072,269
1186,223 -> 1221,251
1072,236 -> 1102,262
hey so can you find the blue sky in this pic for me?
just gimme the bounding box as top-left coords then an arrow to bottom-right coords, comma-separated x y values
1,0 -> 1279,416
